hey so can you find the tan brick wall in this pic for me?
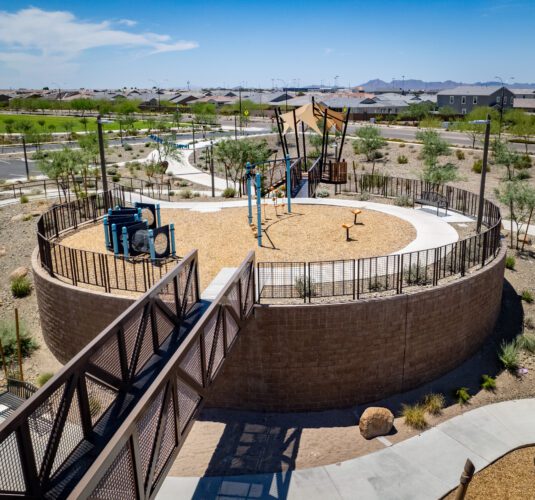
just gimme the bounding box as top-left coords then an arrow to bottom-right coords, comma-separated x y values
206,246 -> 506,411
32,249 -> 135,364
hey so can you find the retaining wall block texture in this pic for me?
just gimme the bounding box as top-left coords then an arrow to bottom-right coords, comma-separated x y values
32,249 -> 134,364
206,247 -> 506,411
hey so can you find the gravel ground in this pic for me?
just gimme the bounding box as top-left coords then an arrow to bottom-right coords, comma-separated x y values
0,200 -> 62,388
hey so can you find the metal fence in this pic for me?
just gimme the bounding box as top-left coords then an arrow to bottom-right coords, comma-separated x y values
307,156 -> 321,198
0,250 -> 255,499
258,175 -> 502,303
289,157 -> 303,196
36,188 -> 180,294
0,250 -> 200,498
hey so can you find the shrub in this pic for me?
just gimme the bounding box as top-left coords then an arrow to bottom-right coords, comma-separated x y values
521,290 -> 534,303
123,143 -> 133,151
524,317 -> 534,330
481,374 -> 496,391
178,179 -> 190,187
145,142 -> 151,148
514,154 -> 532,170
498,340 -> 520,372
455,387 -> 471,405
316,188 -> 330,198
401,404 -> 427,430
193,192 -> 200,198
516,170 -> 531,180
222,187 -> 236,198
517,333 -> 535,353
397,155 -> 408,164
294,276 -> 317,298
505,255 -> 516,270
399,143 -> 406,148
455,149 -> 465,160
472,159 -> 490,174
11,276 -> 31,298
20,194 -> 29,204
0,320 -> 38,363
36,372 -> 54,387
423,393 -> 445,415
394,195 -> 412,207
404,264 -> 431,285
111,175 -> 121,183
22,214 -> 33,222
357,191 -> 370,201
106,167 -> 117,175
180,189 -> 193,199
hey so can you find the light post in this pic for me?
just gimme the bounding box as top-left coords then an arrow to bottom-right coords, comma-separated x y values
97,115 -> 109,208
495,76 -> 514,139
21,136 -> 29,180
471,115 -> 491,233
210,140 -> 215,198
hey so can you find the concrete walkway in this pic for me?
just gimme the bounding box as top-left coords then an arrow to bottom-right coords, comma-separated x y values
158,398 -> 535,500
121,194 -> 468,255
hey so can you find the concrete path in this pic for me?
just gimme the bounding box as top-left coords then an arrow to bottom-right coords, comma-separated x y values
121,194 -> 469,255
158,398 -> 535,500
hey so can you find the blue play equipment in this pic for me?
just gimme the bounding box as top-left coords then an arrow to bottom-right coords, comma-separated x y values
149,134 -> 189,150
102,202 -> 175,259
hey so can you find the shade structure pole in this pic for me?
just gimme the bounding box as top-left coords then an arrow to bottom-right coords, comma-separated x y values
321,109 -> 328,171
256,173 -> 262,247
274,108 -> 287,157
285,155 -> 292,214
246,162 -> 253,225
292,108 -> 300,159
338,108 -> 350,162
301,121 -> 307,167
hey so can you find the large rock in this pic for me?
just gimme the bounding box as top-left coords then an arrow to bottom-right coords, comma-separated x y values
9,266 -> 28,281
11,213 -> 25,222
0,246 -> 6,258
359,407 -> 394,439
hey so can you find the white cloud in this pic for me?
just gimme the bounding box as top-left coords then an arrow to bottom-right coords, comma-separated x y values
0,7 -> 198,83
117,19 -> 137,27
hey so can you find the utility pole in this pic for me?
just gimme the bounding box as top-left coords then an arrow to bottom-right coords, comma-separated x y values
475,114 -> 491,233
210,140 -> 215,197
239,87 -> 242,133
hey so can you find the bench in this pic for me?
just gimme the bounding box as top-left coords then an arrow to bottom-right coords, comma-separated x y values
414,191 -> 448,216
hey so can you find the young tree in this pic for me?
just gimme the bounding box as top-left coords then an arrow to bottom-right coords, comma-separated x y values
415,129 -> 458,186
507,109 -> 535,154
352,125 -> 387,176
38,148 -> 85,200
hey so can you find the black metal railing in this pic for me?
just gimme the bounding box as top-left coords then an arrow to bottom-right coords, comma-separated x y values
258,175 -> 502,303
0,251 -> 201,498
307,156 -> 321,198
289,157 -> 303,196
36,188 -> 179,294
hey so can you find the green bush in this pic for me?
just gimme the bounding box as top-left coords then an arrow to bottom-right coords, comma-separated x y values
357,191 -> 370,201
222,187 -> 236,198
394,195 -> 412,207
111,175 -> 121,183
516,170 -> 531,180
36,372 -> 54,387
514,154 -> 532,170
521,290 -> 534,303
505,255 -> 516,270
498,340 -> 520,372
455,149 -> 465,160
22,214 -> 33,222
423,393 -> 445,415
404,264 -> 431,285
180,189 -> 193,199
401,404 -> 428,429
178,179 -> 190,187
106,167 -> 117,175
399,143 -> 406,148
123,143 -> 133,151
481,374 -> 496,391
193,192 -> 200,198
11,276 -> 31,298
20,194 -> 29,204
0,320 -> 38,363
397,155 -> 408,164
472,159 -> 490,174
455,387 -> 471,405
517,333 -> 535,353
316,188 -> 330,198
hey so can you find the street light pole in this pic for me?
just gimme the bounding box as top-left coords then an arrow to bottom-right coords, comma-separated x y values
210,140 -> 215,198
21,136 -> 29,180
475,115 -> 491,233
97,115 -> 109,209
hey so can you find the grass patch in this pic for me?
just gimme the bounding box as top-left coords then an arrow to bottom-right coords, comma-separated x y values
521,290 -> 534,303
20,194 -> 29,204
401,404 -> 428,430
36,372 -> 54,387
498,340 -> 520,372
422,393 -> 445,415
11,276 -> 31,298
517,333 -> 535,353
0,320 -> 38,363
455,387 -> 471,405
505,255 -> 516,270
481,374 -> 496,391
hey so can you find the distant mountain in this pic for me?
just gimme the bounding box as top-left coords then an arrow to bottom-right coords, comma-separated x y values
359,79 -> 535,92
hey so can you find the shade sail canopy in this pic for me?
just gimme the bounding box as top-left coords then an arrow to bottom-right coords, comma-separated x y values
280,102 -> 346,135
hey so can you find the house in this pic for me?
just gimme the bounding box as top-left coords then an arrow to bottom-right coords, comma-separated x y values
436,85 -> 514,114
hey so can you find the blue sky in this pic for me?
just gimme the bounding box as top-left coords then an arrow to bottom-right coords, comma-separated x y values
0,0 -> 534,89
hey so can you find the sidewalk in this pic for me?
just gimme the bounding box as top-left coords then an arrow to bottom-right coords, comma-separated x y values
158,398 -> 535,500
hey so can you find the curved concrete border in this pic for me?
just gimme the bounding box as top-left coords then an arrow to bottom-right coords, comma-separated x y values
158,398 -> 535,500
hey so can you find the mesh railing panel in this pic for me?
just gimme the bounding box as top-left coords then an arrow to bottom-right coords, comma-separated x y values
0,432 -> 26,493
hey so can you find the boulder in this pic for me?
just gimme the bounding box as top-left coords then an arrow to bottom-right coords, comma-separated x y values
11,213 -> 25,222
0,246 -> 6,258
9,266 -> 28,281
359,407 -> 394,439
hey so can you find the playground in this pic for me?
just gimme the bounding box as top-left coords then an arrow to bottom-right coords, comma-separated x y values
60,203 -> 416,289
